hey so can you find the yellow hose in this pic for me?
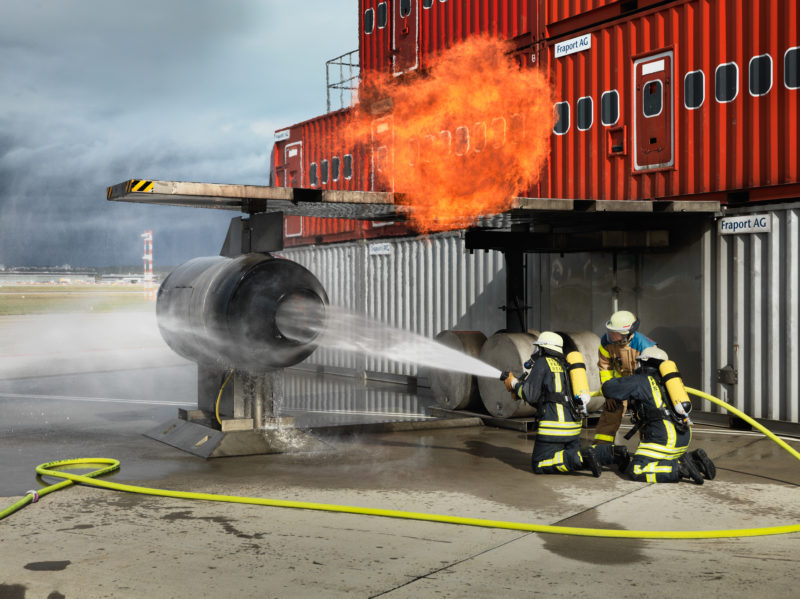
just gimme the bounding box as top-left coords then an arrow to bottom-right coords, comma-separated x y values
2,390 -> 799,539
685,386 -> 800,462
215,369 -> 234,426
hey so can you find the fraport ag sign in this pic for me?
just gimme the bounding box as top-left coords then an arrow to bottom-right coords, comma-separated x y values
718,214 -> 772,235
554,34 -> 592,59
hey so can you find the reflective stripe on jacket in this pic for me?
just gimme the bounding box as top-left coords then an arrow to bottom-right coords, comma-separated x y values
519,353 -> 582,443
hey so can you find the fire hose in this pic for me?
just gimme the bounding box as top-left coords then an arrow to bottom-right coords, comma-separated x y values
2,387 -> 799,539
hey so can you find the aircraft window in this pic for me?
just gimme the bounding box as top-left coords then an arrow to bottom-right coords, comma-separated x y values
321,160 -> 329,184
331,156 -> 340,181
364,9 -> 374,34
553,102 -> 570,135
489,116 -> 506,148
343,154 -> 353,180
642,80 -> 663,117
749,54 -> 773,96
577,96 -> 593,131
377,3 -> 388,28
454,126 -> 470,156
684,70 -> 704,109
786,47 -> 799,89
601,90 -> 619,126
715,62 -> 739,103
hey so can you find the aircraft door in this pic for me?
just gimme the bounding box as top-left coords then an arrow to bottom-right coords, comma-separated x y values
393,0 -> 419,75
284,142 -> 303,187
633,51 -> 674,171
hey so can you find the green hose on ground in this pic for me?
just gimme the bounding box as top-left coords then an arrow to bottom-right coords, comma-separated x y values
2,389 -> 799,539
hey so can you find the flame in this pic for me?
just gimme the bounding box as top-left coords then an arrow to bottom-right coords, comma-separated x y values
349,37 -> 553,233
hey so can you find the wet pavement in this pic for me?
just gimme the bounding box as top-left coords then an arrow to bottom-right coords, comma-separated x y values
1,313 -> 799,598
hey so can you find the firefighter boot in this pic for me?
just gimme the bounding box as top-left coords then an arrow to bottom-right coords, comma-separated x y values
581,447 -> 602,478
612,445 -> 631,474
690,449 -> 716,480
678,455 -> 705,485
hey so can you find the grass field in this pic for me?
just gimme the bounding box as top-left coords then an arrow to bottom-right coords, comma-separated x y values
0,285 -> 156,315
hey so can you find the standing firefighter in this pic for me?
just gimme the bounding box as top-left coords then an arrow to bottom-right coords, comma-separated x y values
500,332 -> 601,477
596,346 -> 716,484
594,310 -> 657,447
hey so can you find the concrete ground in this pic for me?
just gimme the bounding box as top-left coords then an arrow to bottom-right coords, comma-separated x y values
1,313 -> 799,598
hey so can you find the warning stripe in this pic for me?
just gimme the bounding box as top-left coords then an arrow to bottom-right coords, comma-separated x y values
126,179 -> 154,193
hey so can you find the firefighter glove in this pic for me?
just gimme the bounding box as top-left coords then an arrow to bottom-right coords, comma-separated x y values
502,372 -> 520,393
579,392 -> 592,413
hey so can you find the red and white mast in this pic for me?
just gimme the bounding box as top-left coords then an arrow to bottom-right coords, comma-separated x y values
141,230 -> 154,300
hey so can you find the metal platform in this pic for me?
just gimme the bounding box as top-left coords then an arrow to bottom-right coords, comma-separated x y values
106,179 -> 720,223
106,179 -> 400,220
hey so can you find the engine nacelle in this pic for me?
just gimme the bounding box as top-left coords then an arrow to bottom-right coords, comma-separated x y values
156,253 -> 328,373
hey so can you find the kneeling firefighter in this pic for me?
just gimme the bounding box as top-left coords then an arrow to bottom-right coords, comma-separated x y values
500,332 -> 601,477
596,346 -> 716,484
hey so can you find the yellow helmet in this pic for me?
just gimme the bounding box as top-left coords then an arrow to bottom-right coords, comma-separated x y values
606,310 -> 640,335
533,331 -> 563,354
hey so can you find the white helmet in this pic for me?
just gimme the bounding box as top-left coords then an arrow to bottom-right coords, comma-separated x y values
637,346 -> 668,363
606,310 -> 640,335
533,331 -> 563,354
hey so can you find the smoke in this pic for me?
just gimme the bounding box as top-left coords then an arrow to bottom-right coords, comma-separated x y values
0,308 -> 189,381
347,37 -> 553,232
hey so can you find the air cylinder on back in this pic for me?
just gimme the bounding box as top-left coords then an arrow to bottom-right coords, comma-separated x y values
156,253 -> 328,373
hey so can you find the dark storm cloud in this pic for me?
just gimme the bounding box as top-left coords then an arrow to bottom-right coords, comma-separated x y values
0,0 -> 355,267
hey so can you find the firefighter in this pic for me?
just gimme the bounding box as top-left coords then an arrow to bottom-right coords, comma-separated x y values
594,310 -> 657,448
596,346 -> 716,484
500,332 -> 601,477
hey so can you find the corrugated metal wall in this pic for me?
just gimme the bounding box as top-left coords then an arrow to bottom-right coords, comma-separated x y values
420,0 -> 535,59
527,240 -> 704,389
282,233 -> 506,380
359,1 -> 536,81
702,203 -> 800,423
541,0 -> 621,27
281,373 -> 430,424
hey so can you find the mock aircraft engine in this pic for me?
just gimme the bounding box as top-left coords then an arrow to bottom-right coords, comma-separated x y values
156,253 -> 328,373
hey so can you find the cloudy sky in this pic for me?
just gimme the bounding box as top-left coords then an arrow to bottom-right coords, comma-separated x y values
0,0 -> 356,267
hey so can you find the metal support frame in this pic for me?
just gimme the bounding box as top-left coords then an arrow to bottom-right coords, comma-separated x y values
503,250 -> 528,333
326,49 -> 360,112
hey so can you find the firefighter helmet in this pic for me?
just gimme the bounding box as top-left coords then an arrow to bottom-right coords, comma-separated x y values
637,346 -> 668,363
533,331 -> 563,354
605,310 -> 640,335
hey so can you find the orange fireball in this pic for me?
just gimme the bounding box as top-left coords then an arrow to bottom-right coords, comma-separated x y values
348,37 -> 554,233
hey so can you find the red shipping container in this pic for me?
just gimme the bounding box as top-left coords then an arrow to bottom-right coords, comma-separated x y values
273,109 -> 410,247
359,0 -> 537,82
538,0 -> 800,203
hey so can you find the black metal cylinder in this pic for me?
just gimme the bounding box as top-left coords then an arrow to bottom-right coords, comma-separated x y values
156,254 -> 328,373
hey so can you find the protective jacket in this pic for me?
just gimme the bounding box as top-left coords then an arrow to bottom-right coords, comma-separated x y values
597,331 -> 657,383
601,369 -> 690,483
517,351 -> 582,443
593,331 -> 657,444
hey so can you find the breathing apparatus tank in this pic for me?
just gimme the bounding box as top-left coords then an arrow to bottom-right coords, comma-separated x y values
566,351 -> 590,397
659,360 -> 693,423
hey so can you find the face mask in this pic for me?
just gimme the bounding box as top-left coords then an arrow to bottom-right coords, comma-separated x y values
610,334 -> 631,345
